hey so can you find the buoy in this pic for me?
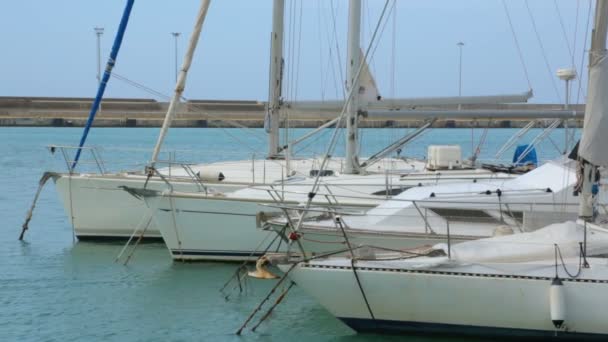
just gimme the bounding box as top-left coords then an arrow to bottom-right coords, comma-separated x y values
248,256 -> 279,279
550,277 -> 566,329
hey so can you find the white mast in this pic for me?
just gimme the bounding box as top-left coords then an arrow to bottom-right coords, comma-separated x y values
150,0 -> 212,166
267,0 -> 285,158
344,0 -> 362,174
579,0 -> 608,220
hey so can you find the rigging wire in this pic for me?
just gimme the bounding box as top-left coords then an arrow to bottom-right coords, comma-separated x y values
363,0 -> 378,80
501,0 -> 533,91
572,0 -> 581,70
293,0 -> 304,102
553,0 -> 575,63
329,0 -> 346,97
317,0 -> 325,101
554,0 -> 579,106
576,0 -> 594,105
390,0 -> 397,102
109,72 -> 266,154
319,2 -> 342,99
524,0 -> 563,102
299,0 -> 393,217
358,1 -> 397,158
570,0 -> 581,109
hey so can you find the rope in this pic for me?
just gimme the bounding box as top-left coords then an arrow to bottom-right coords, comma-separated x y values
554,243 -> 584,279
251,281 -> 295,332
501,0 -> 533,90
332,211 -> 376,321
235,262 -> 298,335
351,258 -> 376,320
219,227 -> 284,300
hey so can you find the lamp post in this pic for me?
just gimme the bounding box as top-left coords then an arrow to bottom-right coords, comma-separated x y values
457,42 -> 464,98
171,32 -> 181,83
557,68 -> 577,152
94,27 -> 104,85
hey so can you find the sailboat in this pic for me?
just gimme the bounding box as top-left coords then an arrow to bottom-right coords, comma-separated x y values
261,157 -> 606,256
33,0 -> 537,243
137,0 -> 588,261
274,1 -> 608,338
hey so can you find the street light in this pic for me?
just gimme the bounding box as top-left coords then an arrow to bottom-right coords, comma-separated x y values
557,68 -> 577,152
457,42 -> 464,98
171,32 -> 181,83
556,68 -> 576,110
94,27 -> 105,85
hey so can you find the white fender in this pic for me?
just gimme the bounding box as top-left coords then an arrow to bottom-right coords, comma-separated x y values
550,277 -> 566,329
197,170 -> 225,182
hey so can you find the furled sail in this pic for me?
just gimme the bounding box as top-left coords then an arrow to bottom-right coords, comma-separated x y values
579,54 -> 608,166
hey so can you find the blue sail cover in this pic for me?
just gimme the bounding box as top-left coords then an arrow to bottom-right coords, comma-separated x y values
512,144 -> 538,166
71,0 -> 135,171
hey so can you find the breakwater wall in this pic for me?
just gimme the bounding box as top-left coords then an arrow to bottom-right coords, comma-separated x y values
0,96 -> 584,128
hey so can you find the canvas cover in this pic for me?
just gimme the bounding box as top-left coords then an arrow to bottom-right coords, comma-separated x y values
579,54 -> 608,166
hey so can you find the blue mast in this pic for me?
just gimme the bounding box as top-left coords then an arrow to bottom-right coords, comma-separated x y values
71,0 -> 135,171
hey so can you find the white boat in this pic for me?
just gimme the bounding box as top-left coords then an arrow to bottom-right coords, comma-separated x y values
143,0 -> 584,261
269,2 -> 608,339
41,0 -> 531,243
146,158 -> 513,261
51,157 -> 369,240
280,221 -> 608,339
263,158 -> 607,256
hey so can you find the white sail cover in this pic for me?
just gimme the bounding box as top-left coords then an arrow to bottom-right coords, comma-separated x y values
579,54 -> 608,166
433,221 -> 608,263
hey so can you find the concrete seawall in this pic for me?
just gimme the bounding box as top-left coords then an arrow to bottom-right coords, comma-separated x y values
0,96 -> 584,128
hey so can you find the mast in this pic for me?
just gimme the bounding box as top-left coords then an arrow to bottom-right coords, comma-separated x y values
150,0 -> 212,166
71,0 -> 135,171
578,0 -> 608,220
344,0 -> 362,174
267,0 -> 285,158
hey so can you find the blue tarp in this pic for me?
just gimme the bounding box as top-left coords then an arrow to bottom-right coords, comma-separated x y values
513,144 -> 538,166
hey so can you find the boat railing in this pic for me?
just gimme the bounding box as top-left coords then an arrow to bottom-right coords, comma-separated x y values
153,159 -> 209,194
259,192 -> 592,261
48,144 -> 107,174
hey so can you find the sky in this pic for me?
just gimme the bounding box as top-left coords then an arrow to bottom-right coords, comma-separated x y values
0,0 -> 595,104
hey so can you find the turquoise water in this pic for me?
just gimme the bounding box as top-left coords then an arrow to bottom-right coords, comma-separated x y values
1,127 -> 575,341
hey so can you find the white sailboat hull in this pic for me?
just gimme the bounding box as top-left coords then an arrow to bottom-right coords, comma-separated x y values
151,169 -> 511,261
284,260 -> 608,339
53,174 -> 242,240
151,195 -> 286,261
51,158 -> 436,241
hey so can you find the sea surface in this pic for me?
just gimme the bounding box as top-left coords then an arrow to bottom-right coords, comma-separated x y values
1,127 -> 577,341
